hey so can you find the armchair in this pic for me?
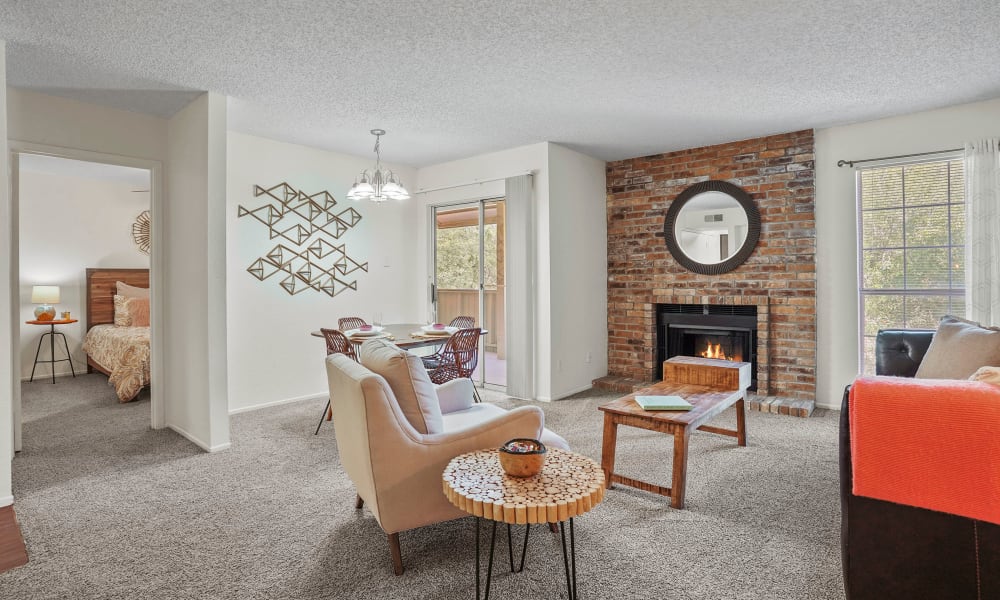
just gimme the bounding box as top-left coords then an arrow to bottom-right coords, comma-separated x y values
325,340 -> 568,575
841,329 -> 1000,599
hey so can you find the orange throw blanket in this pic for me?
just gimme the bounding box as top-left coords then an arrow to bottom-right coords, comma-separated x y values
850,376 -> 1000,525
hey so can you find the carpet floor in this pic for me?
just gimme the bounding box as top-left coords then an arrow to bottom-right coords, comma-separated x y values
2,374 -> 844,599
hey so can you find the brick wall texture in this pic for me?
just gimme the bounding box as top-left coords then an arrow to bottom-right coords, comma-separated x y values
606,129 -> 816,399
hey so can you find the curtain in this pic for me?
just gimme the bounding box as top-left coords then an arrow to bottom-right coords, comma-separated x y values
504,174 -> 534,399
965,138 -> 1000,325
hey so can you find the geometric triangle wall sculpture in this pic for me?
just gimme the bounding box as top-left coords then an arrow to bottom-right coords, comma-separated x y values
238,182 -> 369,297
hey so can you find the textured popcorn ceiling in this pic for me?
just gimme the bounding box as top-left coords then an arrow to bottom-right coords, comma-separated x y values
2,1 -> 999,166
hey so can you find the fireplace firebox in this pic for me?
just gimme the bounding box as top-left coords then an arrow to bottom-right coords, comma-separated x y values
656,304 -> 758,391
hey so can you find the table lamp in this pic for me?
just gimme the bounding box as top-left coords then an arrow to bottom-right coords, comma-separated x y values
31,285 -> 60,321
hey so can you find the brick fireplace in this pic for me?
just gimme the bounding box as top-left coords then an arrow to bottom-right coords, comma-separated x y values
605,129 -> 816,401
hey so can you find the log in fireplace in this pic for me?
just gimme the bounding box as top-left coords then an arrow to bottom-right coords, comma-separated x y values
655,303 -> 758,391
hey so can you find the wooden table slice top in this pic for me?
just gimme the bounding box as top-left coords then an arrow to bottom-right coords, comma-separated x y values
598,381 -> 744,429
443,448 -> 605,524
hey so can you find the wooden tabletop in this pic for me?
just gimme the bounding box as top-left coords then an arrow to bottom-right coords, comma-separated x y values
442,448 -> 605,524
25,319 -> 78,325
598,381 -> 743,428
311,322 -> 488,350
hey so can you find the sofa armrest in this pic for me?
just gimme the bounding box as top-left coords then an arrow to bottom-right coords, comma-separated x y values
874,329 -> 935,377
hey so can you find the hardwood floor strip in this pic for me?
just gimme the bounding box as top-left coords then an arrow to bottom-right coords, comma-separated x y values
0,505 -> 29,574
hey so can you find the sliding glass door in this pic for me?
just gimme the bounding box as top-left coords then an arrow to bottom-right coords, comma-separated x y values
432,199 -> 506,389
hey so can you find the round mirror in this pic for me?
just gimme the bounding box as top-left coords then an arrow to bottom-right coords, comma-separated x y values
663,180 -> 760,275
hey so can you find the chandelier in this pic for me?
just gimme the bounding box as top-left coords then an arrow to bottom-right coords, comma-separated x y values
347,129 -> 410,202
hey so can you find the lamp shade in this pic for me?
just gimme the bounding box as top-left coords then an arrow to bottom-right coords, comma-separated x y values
31,285 -> 60,304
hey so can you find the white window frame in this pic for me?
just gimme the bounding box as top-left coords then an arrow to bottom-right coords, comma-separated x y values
856,151 -> 965,372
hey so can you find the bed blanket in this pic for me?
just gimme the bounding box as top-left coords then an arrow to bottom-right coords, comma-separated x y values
82,325 -> 151,402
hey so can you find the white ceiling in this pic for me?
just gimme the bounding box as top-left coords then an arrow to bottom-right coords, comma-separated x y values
19,154 -> 150,188
2,1 -> 999,167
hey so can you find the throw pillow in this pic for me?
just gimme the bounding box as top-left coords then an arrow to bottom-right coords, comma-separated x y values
359,338 -> 444,435
113,295 -> 131,326
113,295 -> 151,327
915,315 -> 1000,380
970,366 -> 1000,387
127,298 -> 151,327
116,281 -> 149,299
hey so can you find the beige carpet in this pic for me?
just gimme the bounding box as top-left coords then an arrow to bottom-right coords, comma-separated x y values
2,375 -> 844,599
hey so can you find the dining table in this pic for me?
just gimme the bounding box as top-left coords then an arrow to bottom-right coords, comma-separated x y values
310,322 -> 488,350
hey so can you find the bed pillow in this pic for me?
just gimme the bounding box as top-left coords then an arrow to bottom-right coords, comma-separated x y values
359,338 -> 444,435
113,295 -> 150,327
116,281 -> 149,299
915,315 -> 1000,380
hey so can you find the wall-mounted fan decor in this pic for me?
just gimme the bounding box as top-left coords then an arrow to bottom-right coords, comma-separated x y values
132,210 -> 151,255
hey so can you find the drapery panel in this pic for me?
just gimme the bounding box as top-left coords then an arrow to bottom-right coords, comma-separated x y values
504,174 -> 534,399
965,139 -> 1000,325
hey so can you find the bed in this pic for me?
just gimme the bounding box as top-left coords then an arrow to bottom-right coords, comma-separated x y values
81,268 -> 151,402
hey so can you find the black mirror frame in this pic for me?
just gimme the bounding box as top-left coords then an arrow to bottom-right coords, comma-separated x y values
663,180 -> 761,275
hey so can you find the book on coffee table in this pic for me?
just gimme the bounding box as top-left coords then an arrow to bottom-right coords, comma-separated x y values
634,395 -> 693,411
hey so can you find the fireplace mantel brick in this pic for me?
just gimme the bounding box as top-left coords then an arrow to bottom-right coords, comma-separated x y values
606,129 -> 816,400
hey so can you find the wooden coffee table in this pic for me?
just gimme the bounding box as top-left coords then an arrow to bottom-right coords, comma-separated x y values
598,356 -> 751,509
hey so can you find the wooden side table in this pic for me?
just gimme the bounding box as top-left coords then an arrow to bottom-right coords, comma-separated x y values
25,319 -> 78,384
443,448 -> 605,600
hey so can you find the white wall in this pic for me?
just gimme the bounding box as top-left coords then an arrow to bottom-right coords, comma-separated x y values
1,41 -> 15,506
17,171 -> 150,378
163,92 -> 230,450
546,143 -> 608,399
226,132 -> 420,412
415,142 -> 608,401
814,96 -> 1000,409
7,88 -> 168,160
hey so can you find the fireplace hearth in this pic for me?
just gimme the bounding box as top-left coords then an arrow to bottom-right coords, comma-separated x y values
656,303 -> 758,391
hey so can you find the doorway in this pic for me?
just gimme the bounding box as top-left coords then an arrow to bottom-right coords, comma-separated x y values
431,199 -> 506,389
9,144 -> 164,453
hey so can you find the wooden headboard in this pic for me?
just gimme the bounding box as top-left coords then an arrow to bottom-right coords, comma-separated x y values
85,268 -> 150,330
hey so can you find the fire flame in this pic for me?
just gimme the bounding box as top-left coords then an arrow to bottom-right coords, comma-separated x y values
701,343 -> 727,360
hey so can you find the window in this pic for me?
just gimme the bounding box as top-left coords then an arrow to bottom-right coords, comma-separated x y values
858,157 -> 965,374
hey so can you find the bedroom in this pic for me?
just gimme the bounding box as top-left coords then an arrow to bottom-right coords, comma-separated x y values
16,153 -> 154,436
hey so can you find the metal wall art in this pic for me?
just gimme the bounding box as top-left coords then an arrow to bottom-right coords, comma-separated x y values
238,182 -> 368,297
132,210 -> 151,255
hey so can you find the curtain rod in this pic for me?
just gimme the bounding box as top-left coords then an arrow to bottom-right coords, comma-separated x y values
836,148 -> 962,168
415,170 -> 534,194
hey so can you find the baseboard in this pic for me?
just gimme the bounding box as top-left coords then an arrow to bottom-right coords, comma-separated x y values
167,424 -> 229,453
228,392 -> 326,415
19,369 -> 82,382
815,401 -> 840,411
0,496 -> 12,508
551,383 -> 597,401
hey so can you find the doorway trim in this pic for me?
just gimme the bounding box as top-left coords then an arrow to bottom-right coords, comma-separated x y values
8,141 -> 165,451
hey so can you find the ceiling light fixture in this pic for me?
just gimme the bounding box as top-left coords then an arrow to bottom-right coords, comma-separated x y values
347,129 -> 410,202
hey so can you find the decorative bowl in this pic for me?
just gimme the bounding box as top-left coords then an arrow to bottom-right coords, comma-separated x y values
432,323 -> 446,330
359,325 -> 373,331
498,438 -> 547,477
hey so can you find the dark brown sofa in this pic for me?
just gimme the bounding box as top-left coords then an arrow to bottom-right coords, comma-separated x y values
840,329 -> 1000,599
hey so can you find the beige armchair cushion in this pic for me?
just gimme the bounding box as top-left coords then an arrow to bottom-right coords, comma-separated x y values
359,338 -> 444,434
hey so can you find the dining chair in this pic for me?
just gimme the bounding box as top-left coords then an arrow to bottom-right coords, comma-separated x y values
338,317 -> 368,331
448,316 -> 475,329
316,328 -> 359,434
422,327 -> 482,403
